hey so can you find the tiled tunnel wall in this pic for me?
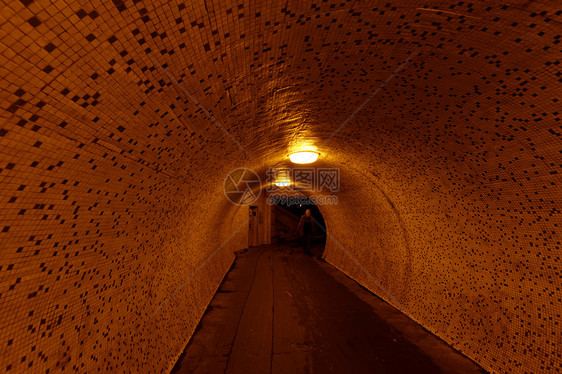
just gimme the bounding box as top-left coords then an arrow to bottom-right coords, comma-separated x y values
0,0 -> 560,373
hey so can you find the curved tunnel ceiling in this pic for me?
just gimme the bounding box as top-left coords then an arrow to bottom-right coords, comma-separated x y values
0,0 -> 560,373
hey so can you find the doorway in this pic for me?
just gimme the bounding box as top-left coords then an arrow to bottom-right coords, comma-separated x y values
271,197 -> 326,256
248,206 -> 259,247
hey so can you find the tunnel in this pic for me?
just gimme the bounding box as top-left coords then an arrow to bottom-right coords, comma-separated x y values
0,0 -> 560,373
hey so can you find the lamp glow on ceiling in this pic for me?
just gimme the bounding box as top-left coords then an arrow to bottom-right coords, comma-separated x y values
288,151 -> 319,164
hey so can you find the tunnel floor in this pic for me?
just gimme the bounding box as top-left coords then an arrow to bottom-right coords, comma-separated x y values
172,244 -> 486,374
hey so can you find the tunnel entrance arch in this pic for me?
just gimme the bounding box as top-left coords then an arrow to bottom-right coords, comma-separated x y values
270,194 -> 327,257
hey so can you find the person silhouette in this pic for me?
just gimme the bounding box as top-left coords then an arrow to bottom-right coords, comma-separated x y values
297,209 -> 314,256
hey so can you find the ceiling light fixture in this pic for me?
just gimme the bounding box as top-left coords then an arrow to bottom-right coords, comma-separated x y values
288,151 -> 319,164
273,168 -> 291,187
274,179 -> 291,187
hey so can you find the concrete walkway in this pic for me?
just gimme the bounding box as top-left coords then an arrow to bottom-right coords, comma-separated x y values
172,244 -> 486,374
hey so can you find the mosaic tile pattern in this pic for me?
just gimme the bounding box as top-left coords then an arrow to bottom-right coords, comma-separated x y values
0,0 -> 560,373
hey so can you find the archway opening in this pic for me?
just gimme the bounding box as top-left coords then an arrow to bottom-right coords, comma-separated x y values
270,194 -> 327,257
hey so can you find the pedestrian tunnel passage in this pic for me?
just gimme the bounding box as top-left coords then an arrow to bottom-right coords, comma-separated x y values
0,1 -> 560,373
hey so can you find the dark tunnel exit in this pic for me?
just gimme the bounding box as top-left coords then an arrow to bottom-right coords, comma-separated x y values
270,195 -> 327,257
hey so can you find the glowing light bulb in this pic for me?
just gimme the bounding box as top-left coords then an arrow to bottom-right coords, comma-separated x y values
288,151 -> 319,164
275,179 -> 291,187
